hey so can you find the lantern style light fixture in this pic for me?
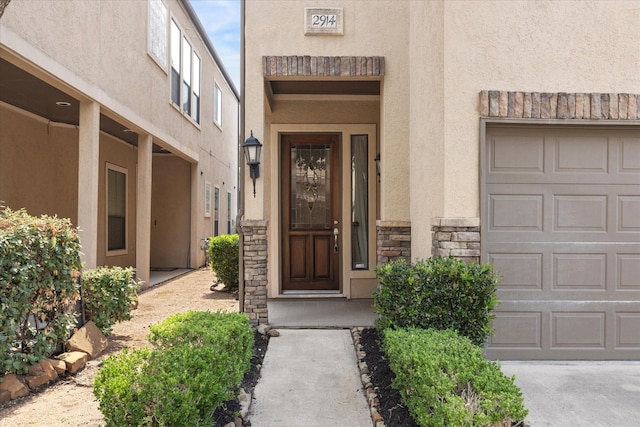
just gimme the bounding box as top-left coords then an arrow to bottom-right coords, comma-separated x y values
243,131 -> 263,197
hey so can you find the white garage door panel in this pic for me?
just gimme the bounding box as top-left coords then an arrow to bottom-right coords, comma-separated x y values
483,126 -> 640,360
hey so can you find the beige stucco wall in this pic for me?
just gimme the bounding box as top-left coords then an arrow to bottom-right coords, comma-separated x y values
438,0 -> 640,218
0,106 -> 78,221
244,0 -> 410,221
97,134 -> 139,268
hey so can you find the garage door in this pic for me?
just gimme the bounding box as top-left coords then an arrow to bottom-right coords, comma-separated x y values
482,125 -> 640,360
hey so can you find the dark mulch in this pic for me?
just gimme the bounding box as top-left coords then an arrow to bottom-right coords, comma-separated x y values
360,327 -> 419,427
212,330 -> 269,426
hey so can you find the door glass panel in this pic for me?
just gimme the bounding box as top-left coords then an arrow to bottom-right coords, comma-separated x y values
290,145 -> 331,229
351,135 -> 368,269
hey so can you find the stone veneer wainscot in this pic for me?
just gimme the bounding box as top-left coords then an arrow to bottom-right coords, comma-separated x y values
240,220 -> 268,325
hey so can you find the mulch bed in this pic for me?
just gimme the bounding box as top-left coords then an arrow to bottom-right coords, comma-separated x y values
359,327 -> 419,426
212,330 -> 269,426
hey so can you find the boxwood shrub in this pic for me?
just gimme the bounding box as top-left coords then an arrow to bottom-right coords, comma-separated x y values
374,257 -> 500,345
207,234 -> 239,291
93,311 -> 253,426
383,328 -> 528,427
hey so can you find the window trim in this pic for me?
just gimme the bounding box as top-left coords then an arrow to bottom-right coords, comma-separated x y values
227,191 -> 232,233
106,162 -> 128,257
214,185 -> 220,236
147,0 -> 168,72
213,81 -> 222,128
204,180 -> 212,218
170,16 -> 201,126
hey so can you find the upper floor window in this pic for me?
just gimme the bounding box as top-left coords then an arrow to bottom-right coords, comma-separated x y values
170,18 -> 201,124
148,0 -> 167,69
214,82 -> 222,127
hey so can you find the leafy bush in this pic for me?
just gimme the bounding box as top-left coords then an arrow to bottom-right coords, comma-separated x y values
93,311 -> 253,426
383,328 -> 528,427
0,207 -> 81,375
81,266 -> 139,335
374,257 -> 500,345
207,234 -> 239,290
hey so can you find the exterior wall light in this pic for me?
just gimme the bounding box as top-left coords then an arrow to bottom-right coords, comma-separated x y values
374,153 -> 381,177
243,131 -> 262,197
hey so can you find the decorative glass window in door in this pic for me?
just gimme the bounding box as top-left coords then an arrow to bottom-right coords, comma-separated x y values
290,145 -> 331,229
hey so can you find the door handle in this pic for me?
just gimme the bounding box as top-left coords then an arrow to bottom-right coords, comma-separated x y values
333,227 -> 339,253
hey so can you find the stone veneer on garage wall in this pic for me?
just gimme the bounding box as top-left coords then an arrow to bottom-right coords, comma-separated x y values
431,218 -> 481,264
479,91 -> 639,120
239,220 -> 268,325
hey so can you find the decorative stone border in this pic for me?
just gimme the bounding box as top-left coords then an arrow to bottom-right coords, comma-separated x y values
263,55 -> 385,77
431,217 -> 480,263
240,220 -> 269,326
351,327 -> 385,427
376,220 -> 411,265
479,91 -> 639,120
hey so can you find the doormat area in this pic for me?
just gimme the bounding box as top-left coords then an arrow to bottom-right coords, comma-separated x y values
150,267 -> 178,272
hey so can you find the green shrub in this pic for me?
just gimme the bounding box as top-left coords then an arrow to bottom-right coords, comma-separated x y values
81,266 -> 139,335
0,208 -> 81,375
92,348 -> 151,426
149,310 -> 252,357
207,234 -> 239,290
93,311 -> 253,426
383,328 -> 528,427
374,257 -> 500,345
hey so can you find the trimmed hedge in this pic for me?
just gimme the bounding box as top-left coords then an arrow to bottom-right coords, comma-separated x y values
82,266 -> 139,336
207,234 -> 239,290
93,311 -> 253,426
0,207 -> 81,375
374,257 -> 500,346
383,328 -> 528,427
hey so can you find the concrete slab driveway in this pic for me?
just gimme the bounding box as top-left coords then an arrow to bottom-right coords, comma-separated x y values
501,362 -> 640,426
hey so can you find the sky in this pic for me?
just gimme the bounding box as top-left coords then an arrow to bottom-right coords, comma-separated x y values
190,0 -> 241,91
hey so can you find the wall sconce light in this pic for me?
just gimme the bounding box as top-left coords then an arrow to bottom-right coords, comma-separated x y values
374,153 -> 381,177
243,131 -> 263,197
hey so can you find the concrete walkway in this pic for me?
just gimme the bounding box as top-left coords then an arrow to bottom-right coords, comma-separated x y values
501,361 -> 640,426
248,329 -> 371,427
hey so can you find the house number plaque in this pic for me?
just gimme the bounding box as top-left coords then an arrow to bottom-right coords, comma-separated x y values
305,8 -> 343,35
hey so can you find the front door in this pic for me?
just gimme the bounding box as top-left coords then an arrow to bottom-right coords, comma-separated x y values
281,134 -> 341,291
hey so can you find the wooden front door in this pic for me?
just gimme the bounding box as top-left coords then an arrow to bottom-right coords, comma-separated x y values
281,134 -> 341,291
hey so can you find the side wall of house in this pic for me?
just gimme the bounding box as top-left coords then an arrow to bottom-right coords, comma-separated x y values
1,0 -> 239,272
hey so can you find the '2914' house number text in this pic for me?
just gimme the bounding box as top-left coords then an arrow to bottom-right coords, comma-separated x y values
311,14 -> 337,28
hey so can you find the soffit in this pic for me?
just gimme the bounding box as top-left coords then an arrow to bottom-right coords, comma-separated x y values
0,57 -> 167,152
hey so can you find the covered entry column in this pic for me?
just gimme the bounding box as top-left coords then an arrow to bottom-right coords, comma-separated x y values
77,100 -> 100,269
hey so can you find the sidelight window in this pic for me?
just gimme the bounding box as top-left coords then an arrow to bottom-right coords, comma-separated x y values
351,135 -> 369,269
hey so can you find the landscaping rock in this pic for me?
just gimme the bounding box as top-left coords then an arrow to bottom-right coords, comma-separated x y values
257,324 -> 271,335
48,358 -> 67,375
0,373 -> 28,400
39,359 -> 59,381
24,361 -> 57,389
267,328 -> 280,337
56,351 -> 88,374
65,320 -> 108,358
0,390 -> 11,405
238,388 -> 251,419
